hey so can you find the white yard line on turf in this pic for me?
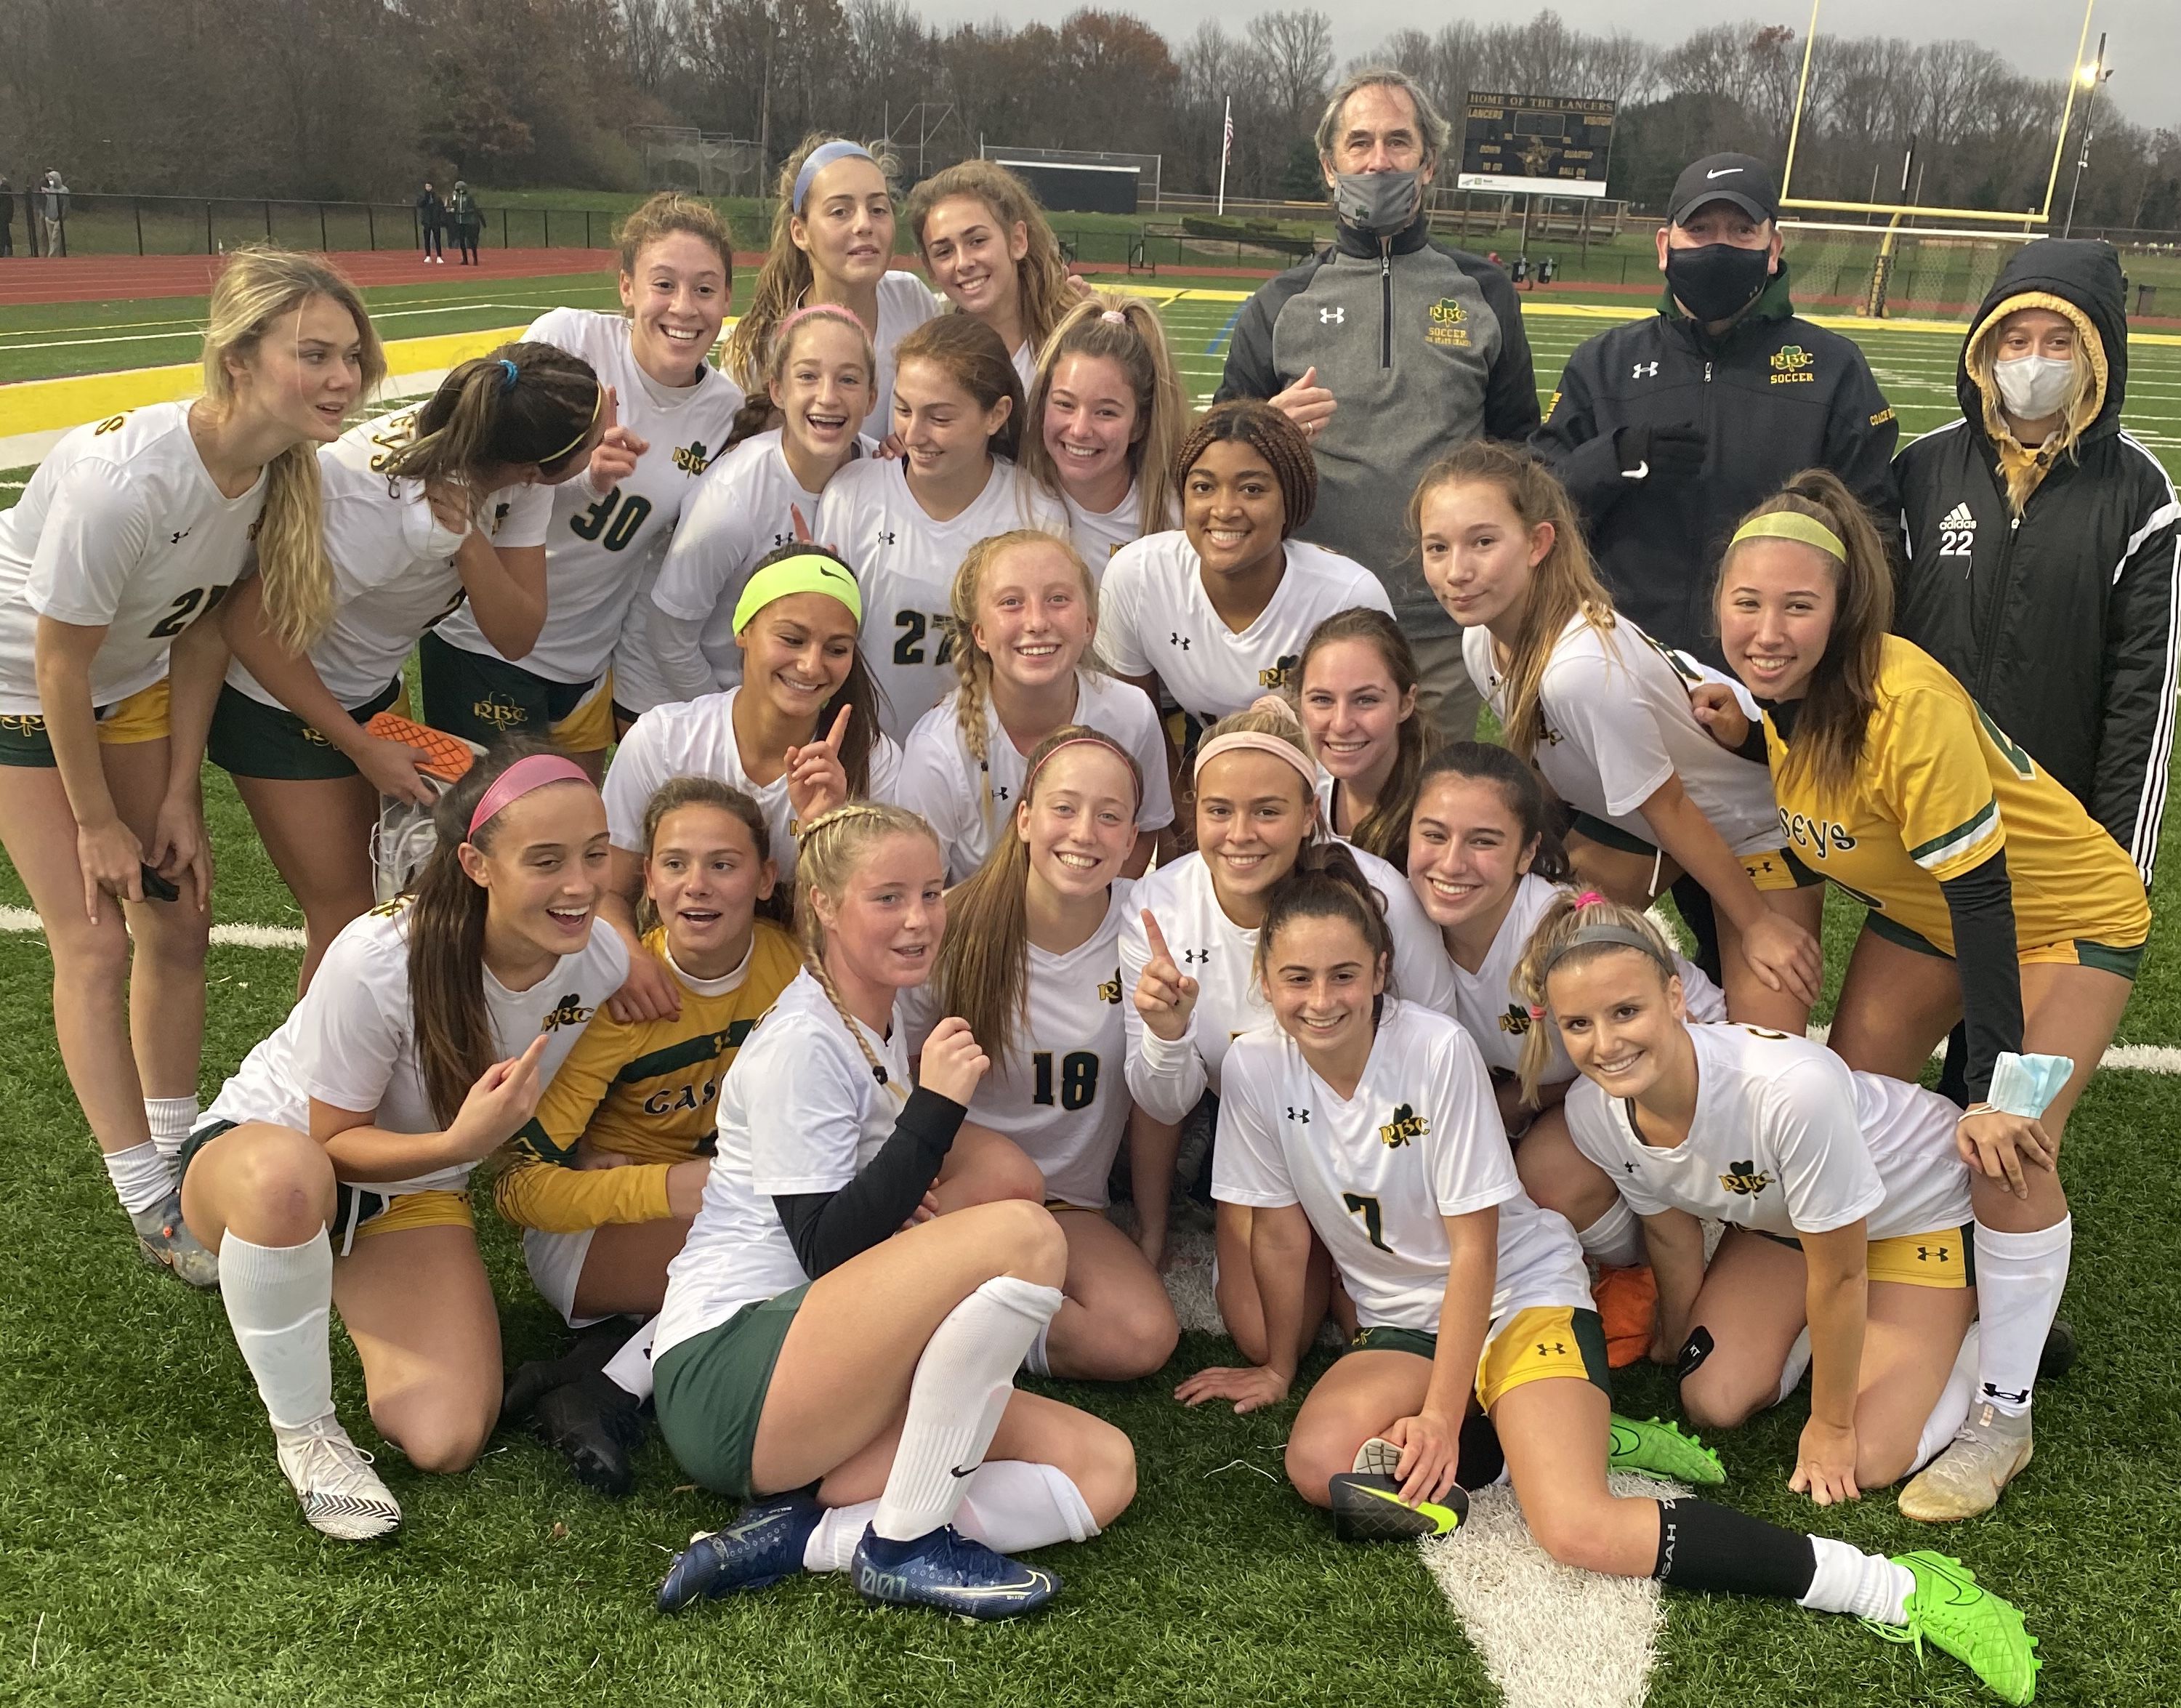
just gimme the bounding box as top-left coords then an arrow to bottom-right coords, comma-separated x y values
0,303 -> 563,357
0,903 -> 304,951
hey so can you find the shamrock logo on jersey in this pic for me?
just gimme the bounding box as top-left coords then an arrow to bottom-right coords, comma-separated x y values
672,438 -> 712,475
1096,974 -> 1123,1005
1717,1159 -> 1775,1196
469,693 -> 531,733
1425,297 -> 1472,348
1257,653 -> 1302,690
541,994 -> 597,1032
1499,1002 -> 1532,1036
1376,1102 -> 1429,1148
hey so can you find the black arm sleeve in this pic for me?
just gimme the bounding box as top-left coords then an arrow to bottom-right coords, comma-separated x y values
1938,850 -> 2023,1103
772,1087 -> 967,1279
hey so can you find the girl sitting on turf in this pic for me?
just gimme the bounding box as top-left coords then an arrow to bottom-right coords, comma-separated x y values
815,313 -> 1069,743
1018,294 -> 1190,569
1414,439 -> 1823,1031
495,777 -> 802,1496
645,305 -> 874,705
908,728 -> 1182,1375
0,246 -> 382,1287
215,342 -> 607,989
651,802 -> 1134,1621
896,528 -> 1171,883
424,194 -> 745,759
1294,607 -> 1438,870
1178,850 -> 2041,1708
176,742 -> 629,1539
907,158 -> 1087,394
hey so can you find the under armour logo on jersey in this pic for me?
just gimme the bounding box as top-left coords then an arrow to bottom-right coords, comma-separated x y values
1319,307 -> 1345,325
1285,1105 -> 1312,1124
1621,1160 -> 1640,1174
1180,948 -> 1209,965
876,529 -> 897,546
1536,1341 -> 1569,1357
1169,632 -> 1190,650
1916,1244 -> 1952,1263
169,528 -> 192,544
1632,360 -> 1660,379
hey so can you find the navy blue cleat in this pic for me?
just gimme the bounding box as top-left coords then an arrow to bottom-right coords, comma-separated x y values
850,1524 -> 1062,1621
656,1493 -> 823,1614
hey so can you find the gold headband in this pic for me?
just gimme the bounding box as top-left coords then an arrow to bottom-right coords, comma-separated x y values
1729,510 -> 1846,563
539,382 -> 606,467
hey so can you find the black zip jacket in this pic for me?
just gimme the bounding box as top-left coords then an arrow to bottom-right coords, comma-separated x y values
1893,238 -> 2177,885
1531,262 -> 1899,669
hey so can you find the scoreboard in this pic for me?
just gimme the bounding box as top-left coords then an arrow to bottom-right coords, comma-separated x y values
1456,93 -> 1616,198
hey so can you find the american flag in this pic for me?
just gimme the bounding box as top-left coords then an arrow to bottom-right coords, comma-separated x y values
1222,106 -> 1234,165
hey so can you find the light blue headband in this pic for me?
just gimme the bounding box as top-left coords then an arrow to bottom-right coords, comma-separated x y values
793,141 -> 877,214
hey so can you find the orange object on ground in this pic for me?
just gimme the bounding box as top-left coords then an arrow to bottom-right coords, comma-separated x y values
1592,1264 -> 1659,1370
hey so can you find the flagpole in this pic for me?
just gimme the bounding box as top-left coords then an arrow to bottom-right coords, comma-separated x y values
1217,97 -> 1231,217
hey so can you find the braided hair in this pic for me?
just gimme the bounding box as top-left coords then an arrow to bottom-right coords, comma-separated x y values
1177,400 -> 1318,537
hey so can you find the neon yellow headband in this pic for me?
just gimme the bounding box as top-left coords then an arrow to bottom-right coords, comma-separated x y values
733,552 -> 864,633
1729,510 -> 1846,563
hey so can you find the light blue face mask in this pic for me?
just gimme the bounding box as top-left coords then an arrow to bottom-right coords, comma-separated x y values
1984,1052 -> 2074,1119
1993,353 -> 2076,420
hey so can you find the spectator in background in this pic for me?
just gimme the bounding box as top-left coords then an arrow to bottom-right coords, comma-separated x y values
0,177 -> 13,257
448,182 -> 481,266
39,169 -> 68,258
416,180 -> 444,264
1217,68 -> 1539,743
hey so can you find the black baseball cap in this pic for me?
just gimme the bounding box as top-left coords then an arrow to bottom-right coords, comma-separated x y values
1668,154 -> 1781,226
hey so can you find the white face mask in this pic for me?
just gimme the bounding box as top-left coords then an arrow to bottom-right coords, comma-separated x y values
1993,353 -> 2076,422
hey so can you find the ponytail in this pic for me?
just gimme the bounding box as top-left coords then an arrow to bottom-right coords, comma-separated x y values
380,340 -> 602,509
1252,839 -> 1400,1019
1508,890 -> 1679,1105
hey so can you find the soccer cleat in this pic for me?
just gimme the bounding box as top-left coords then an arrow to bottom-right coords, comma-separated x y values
523,1370 -> 648,1498
1867,1550 -> 2040,1705
1329,1449 -> 1469,1543
130,1191 -> 219,1289
1898,1403 -> 2033,1523
1608,1414 -> 1726,1486
2037,1318 -> 2076,1383
850,1525 -> 1061,1621
657,1493 -> 823,1613
273,1414 -> 402,1541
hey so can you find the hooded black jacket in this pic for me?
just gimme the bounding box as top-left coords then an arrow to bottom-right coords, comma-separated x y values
1894,240 -> 2177,885
1531,261 -> 1899,669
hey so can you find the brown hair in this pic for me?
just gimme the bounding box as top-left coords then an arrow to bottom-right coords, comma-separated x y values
1509,890 -> 1680,1103
891,313 -> 1027,462
737,541 -> 884,796
616,190 -> 733,281
1253,839 -> 1399,1018
1018,291 -> 1190,540
1413,741 -> 1572,884
634,775 -> 778,934
1715,468 -> 1893,799
1179,400 -> 1317,536
933,727 -> 1141,1065
1410,440 -> 1613,762
723,303 -> 876,453
379,340 -> 601,512
1298,607 -> 1438,869
907,161 -> 1082,359
947,530 -> 1102,834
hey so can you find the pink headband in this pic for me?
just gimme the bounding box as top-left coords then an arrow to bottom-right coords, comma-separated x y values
469,754 -> 594,838
775,302 -> 868,348
1193,730 -> 1318,791
1024,735 -> 1142,813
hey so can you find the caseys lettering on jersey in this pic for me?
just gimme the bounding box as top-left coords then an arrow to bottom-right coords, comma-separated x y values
1777,809 -> 1858,856
1717,1159 -> 1775,1196
1376,1102 -> 1429,1148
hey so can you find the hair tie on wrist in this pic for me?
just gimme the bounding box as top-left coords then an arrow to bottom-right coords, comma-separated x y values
497,358 -> 519,393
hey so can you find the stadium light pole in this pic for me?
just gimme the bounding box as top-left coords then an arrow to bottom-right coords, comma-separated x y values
2061,33 -> 2111,239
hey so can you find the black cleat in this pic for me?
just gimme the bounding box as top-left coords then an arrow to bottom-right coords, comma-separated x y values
2037,1317 -> 2077,1383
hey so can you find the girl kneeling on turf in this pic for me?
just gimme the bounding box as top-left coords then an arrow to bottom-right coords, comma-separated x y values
176,743 -> 629,1539
1180,853 -> 2041,1708
652,803 -> 1134,1621
898,528 -> 1172,883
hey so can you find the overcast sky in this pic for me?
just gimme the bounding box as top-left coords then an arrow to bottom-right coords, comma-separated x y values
924,1 -> 2178,129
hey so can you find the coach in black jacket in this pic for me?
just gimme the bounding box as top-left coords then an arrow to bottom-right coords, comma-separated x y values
1895,239 -> 2176,886
1533,154 -> 1898,669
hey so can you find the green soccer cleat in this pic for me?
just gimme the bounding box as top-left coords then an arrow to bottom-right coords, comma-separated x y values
1327,1473 -> 1468,1542
1867,1551 -> 2041,1705
1608,1414 -> 1725,1486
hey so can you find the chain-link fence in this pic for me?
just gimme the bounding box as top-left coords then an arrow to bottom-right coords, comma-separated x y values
8,192 -> 621,257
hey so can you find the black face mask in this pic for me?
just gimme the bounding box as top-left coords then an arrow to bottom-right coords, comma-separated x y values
1665,241 -> 1771,324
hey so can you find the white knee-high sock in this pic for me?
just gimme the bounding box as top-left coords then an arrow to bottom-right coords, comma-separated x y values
1576,1199 -> 1645,1269
871,1276 -> 1063,1543
1801,1536 -> 1914,1624
802,1462 -> 1096,1573
1021,1321 -> 1053,1378
1974,1217 -> 2071,1415
219,1230 -> 336,1431
1911,1324 -> 1979,1473
144,1097 -> 199,1162
1775,1326 -> 1813,1405
104,1140 -> 175,1213
603,1316 -> 657,1401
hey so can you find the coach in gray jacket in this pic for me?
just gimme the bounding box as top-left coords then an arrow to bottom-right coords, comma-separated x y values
1217,69 -> 1539,738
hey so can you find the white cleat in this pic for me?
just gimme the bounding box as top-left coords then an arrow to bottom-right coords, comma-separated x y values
1898,1402 -> 2033,1523
275,1415 -> 403,1540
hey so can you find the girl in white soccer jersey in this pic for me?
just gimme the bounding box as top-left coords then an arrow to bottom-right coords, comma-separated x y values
646,305 -> 875,704
1521,895 -> 2070,1533
898,529 -> 1171,883
907,159 -> 1086,392
214,341 -> 608,988
722,134 -> 940,443
908,729 -> 1180,1379
1122,704 -> 1458,1364
1017,293 -> 1190,568
1102,402 -> 1391,767
815,314 -> 1069,742
423,195 -> 746,755
0,248 -> 384,1285
1175,854 -> 2042,1708
650,803 -> 1133,1622
1294,607 -> 1438,871
173,744 -> 629,1539
1413,440 -> 1823,1032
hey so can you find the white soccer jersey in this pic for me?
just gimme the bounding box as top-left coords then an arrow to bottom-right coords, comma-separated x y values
204,895 -> 628,1198
0,402 -> 267,714
1464,614 -> 1778,858
655,969 -> 914,1358
227,408 -> 554,709
1214,1001 -> 1591,1332
1451,873 -> 1725,1084
865,272 -> 946,441
814,455 -> 1068,743
1064,480 -> 1177,571
900,883 -> 1136,1208
1098,531 -> 1393,725
600,685 -> 903,886
432,309 -> 745,684
648,428 -> 871,700
1011,341 -> 1038,395
894,672 -> 1174,882
1563,1023 -> 1972,1242
1118,843 -> 1459,1122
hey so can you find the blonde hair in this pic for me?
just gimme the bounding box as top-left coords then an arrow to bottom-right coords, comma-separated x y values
1409,440 -> 1615,762
1967,299 -> 2105,517
1192,702 -> 1321,851
1509,890 -> 1680,1105
201,248 -> 385,652
1018,291 -> 1191,539
906,160 -> 1083,358
794,801 -> 940,1101
948,530 -> 1102,834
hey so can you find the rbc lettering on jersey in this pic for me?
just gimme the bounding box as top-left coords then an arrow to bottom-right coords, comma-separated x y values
1768,345 -> 1816,386
1257,653 -> 1302,690
672,440 -> 712,475
1425,297 -> 1471,348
